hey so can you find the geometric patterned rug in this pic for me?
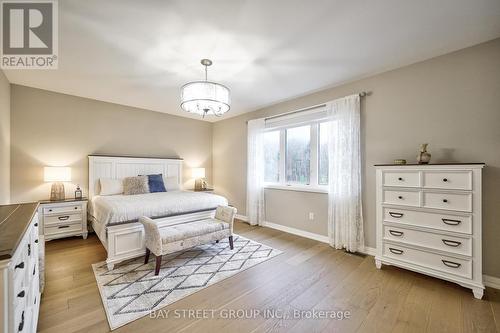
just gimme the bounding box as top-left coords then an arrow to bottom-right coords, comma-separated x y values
92,234 -> 282,330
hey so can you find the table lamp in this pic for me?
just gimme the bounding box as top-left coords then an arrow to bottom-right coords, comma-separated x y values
44,166 -> 71,201
192,168 -> 206,191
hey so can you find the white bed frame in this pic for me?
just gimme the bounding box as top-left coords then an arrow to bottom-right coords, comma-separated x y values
88,155 -> 216,270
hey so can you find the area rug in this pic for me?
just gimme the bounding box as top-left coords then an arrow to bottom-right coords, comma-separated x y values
92,234 -> 282,330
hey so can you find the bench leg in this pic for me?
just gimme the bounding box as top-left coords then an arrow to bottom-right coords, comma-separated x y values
144,248 -> 150,264
155,255 -> 162,275
229,236 -> 234,250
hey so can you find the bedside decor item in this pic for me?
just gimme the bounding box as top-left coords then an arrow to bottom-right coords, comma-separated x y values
44,166 -> 71,201
417,143 -> 431,164
192,167 -> 206,191
394,159 -> 407,165
75,184 -> 83,199
180,59 -> 230,117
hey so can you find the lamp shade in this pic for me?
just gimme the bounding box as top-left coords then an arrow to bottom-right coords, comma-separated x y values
44,167 -> 71,182
191,168 -> 206,179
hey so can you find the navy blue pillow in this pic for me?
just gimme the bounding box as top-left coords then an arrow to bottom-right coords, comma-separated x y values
146,174 -> 166,193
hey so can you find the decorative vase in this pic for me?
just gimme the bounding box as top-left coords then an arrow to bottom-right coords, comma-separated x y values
417,143 -> 431,164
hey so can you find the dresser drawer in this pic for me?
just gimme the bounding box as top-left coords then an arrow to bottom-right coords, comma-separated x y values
44,204 -> 82,214
423,192 -> 472,212
383,225 -> 471,256
383,189 -> 420,207
383,207 -> 472,234
383,243 -> 472,279
45,223 -> 83,236
423,171 -> 472,190
44,212 -> 82,226
383,171 -> 420,187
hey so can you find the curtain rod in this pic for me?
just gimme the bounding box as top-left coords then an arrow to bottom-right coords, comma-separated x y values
247,91 -> 369,124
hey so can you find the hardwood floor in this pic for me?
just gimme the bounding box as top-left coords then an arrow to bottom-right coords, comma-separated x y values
38,221 -> 499,333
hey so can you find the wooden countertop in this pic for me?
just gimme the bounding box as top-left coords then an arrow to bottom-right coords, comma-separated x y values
0,202 -> 39,261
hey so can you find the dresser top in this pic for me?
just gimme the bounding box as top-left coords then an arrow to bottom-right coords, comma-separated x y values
0,202 -> 39,261
374,163 -> 485,167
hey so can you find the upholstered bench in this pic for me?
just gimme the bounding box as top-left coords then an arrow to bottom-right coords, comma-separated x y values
140,205 -> 237,275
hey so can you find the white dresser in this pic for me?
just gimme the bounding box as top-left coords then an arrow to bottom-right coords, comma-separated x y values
0,203 -> 42,333
375,163 -> 485,299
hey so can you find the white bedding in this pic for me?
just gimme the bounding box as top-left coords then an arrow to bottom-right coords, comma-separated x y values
90,191 -> 228,226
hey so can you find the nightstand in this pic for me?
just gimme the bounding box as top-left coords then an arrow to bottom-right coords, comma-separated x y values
38,198 -> 88,241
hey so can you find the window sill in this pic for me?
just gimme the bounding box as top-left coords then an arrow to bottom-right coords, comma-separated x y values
264,184 -> 328,194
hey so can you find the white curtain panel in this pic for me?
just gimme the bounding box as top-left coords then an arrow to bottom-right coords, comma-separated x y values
327,94 -> 364,252
246,118 -> 266,226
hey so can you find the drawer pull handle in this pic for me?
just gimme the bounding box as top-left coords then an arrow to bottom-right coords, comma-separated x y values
34,223 -> 38,227
443,178 -> 448,182
35,239 -> 39,243
442,218 -> 461,225
15,262 -> 24,269
74,207 -> 78,210
389,230 -> 404,237
442,260 -> 461,268
389,247 -> 404,255
18,311 -> 24,331
398,196 -> 403,200
58,225 -> 70,229
17,290 -> 25,298
33,266 -> 36,275
398,177 -> 403,181
58,215 -> 70,221
442,239 -> 462,247
442,199 -> 448,203
389,212 -> 404,218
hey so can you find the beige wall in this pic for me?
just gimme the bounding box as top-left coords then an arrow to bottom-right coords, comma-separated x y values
0,71 -> 10,204
10,85 -> 213,203
213,38 -> 500,277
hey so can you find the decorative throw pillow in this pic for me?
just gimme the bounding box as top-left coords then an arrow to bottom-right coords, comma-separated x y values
163,176 -> 180,191
146,174 -> 166,193
99,178 -> 123,196
123,176 -> 149,195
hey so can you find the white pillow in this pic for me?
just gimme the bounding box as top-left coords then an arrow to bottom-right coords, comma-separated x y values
164,176 -> 180,191
99,178 -> 123,196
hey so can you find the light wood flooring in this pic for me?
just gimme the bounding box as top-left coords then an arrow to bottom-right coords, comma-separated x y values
38,221 -> 500,333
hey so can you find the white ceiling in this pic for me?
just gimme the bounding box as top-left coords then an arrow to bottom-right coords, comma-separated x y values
4,0 -> 500,122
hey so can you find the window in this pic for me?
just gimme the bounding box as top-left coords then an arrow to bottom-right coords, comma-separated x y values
263,118 -> 331,191
286,125 -> 310,184
318,122 -> 329,185
263,130 -> 280,182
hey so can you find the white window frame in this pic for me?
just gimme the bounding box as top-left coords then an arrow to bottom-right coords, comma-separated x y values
263,119 -> 330,194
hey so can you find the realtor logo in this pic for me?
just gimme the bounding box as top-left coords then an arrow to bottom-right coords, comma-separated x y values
1,0 -> 58,69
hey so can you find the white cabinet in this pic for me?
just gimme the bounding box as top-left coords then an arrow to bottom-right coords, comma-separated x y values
375,164 -> 485,299
38,199 -> 88,241
0,205 -> 41,333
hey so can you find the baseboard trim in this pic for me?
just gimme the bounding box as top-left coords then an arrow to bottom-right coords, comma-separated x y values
359,246 -> 377,256
235,214 -> 248,222
484,275 -> 500,290
261,221 -> 330,244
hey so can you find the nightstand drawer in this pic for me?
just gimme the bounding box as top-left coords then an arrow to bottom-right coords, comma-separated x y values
383,189 -> 420,207
423,171 -> 472,190
43,204 -> 82,215
383,171 -> 420,187
44,212 -> 82,226
45,223 -> 83,236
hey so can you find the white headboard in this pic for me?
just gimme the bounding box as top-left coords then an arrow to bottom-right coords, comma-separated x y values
88,155 -> 183,198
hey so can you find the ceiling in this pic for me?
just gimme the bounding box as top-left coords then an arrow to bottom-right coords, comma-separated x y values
4,0 -> 500,122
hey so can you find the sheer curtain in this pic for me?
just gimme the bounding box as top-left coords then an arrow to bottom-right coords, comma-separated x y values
327,94 -> 364,252
246,118 -> 266,226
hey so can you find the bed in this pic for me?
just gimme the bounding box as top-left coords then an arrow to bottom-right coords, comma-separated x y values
88,155 -> 228,269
